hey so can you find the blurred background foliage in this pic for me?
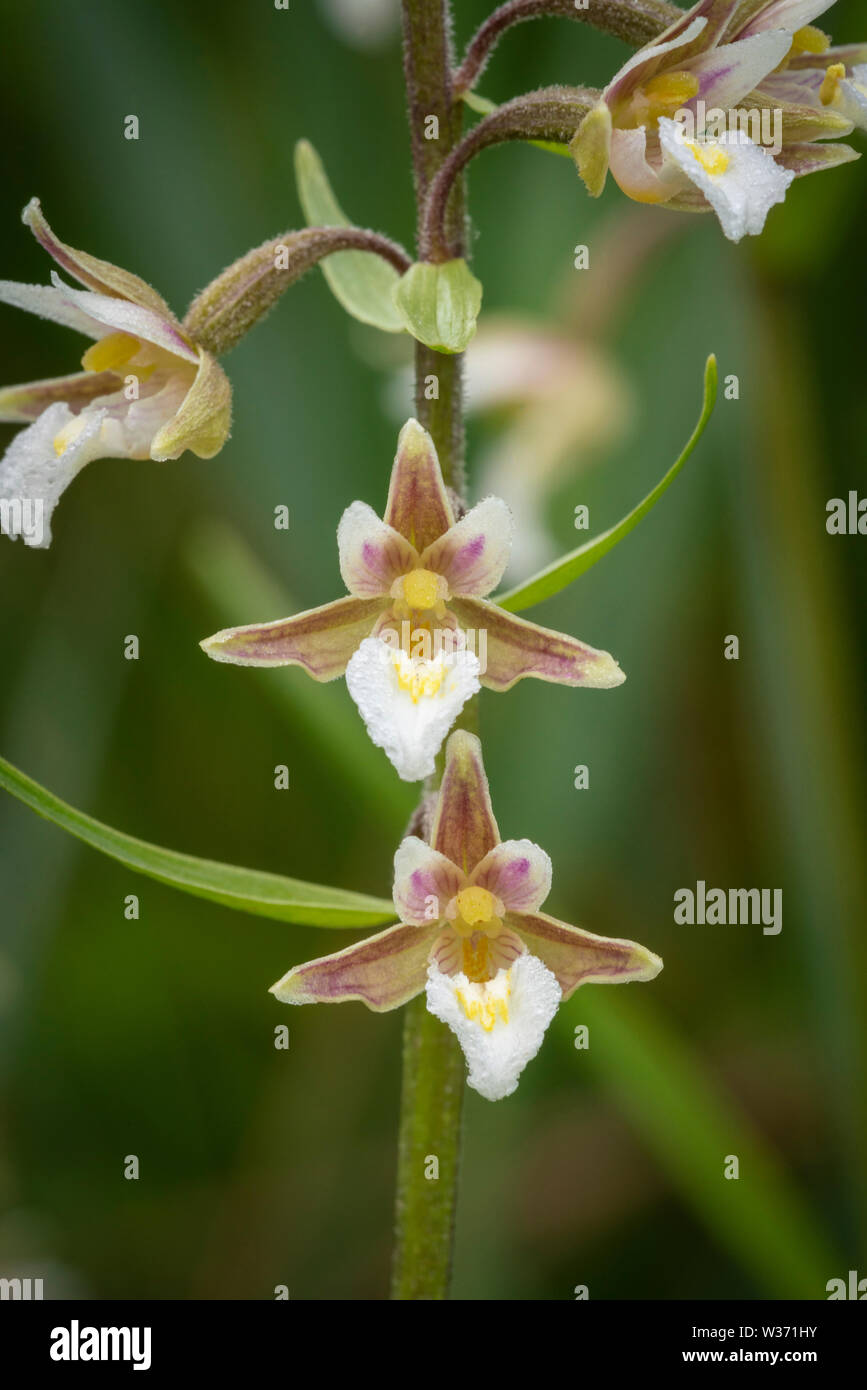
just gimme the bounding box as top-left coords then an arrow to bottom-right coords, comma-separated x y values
0,0 -> 865,1300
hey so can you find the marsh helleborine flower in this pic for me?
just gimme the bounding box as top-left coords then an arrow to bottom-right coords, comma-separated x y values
571,0 -> 863,242
0,200 -> 232,546
272,731 -> 662,1101
202,418 -> 625,781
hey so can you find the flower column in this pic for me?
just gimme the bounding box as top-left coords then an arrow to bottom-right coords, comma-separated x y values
392,0 -> 469,1301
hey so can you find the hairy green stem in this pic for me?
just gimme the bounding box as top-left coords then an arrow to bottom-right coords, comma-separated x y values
391,0 -> 467,1302
402,0 -> 466,494
391,996 -> 467,1299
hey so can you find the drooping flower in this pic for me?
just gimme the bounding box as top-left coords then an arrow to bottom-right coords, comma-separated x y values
202,418 -> 625,780
0,199 -> 232,547
272,730 -> 662,1101
571,0 -> 861,242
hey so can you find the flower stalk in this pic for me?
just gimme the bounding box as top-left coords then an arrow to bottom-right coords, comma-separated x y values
453,0 -> 681,97
422,86 -> 597,261
393,0 -> 466,1299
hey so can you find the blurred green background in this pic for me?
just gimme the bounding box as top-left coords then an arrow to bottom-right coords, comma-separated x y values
1,0 -> 866,1300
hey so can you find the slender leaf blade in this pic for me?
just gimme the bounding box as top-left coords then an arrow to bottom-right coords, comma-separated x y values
294,139 -> 405,333
498,354 -> 717,613
0,755 -> 395,928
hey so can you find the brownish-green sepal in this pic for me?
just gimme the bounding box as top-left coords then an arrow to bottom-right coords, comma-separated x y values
570,101 -> 612,197
431,731 -> 500,874
0,370 -> 119,422
23,198 -> 177,319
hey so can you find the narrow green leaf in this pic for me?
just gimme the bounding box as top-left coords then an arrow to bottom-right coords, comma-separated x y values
294,139 -> 405,333
393,259 -> 483,354
499,354 -> 717,613
0,755 -> 395,928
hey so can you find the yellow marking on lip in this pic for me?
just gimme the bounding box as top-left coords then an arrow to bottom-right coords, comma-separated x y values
393,655 -> 445,703
686,140 -> 730,177
456,973 -> 511,1031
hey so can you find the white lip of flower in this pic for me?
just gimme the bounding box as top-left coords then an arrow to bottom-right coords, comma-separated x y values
657,117 -> 795,241
425,951 -> 562,1102
345,636 -> 481,782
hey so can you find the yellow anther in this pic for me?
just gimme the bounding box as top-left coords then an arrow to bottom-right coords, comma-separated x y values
789,26 -> 830,57
402,568 -> 443,612
455,886 -> 497,927
686,140 -> 730,177
81,331 -> 141,374
820,62 -> 846,106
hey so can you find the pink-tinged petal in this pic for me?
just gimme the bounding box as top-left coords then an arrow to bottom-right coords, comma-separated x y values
23,198 -> 177,319
776,141 -> 860,176
432,730 -> 500,872
687,30 -> 796,110
471,839 -> 552,914
383,417 -> 455,551
739,0 -> 835,38
0,370 -> 120,423
51,274 -> 198,363
200,595 -> 385,680
337,500 -> 417,598
271,922 -> 438,1012
449,596 -> 625,692
512,911 -> 663,1001
430,927 -> 462,975
489,926 -> 526,972
393,835 -> 465,925
150,350 -> 231,460
0,278 -> 106,338
605,15 -> 710,108
420,496 -> 513,598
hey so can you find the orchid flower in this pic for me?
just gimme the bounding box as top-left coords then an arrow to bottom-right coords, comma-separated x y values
272,731 -> 662,1101
571,0 -> 861,242
202,418 -> 624,781
0,199 -> 232,547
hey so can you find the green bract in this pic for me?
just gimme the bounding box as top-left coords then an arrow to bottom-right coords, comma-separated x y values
294,138 -> 405,332
393,259 -> 483,354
